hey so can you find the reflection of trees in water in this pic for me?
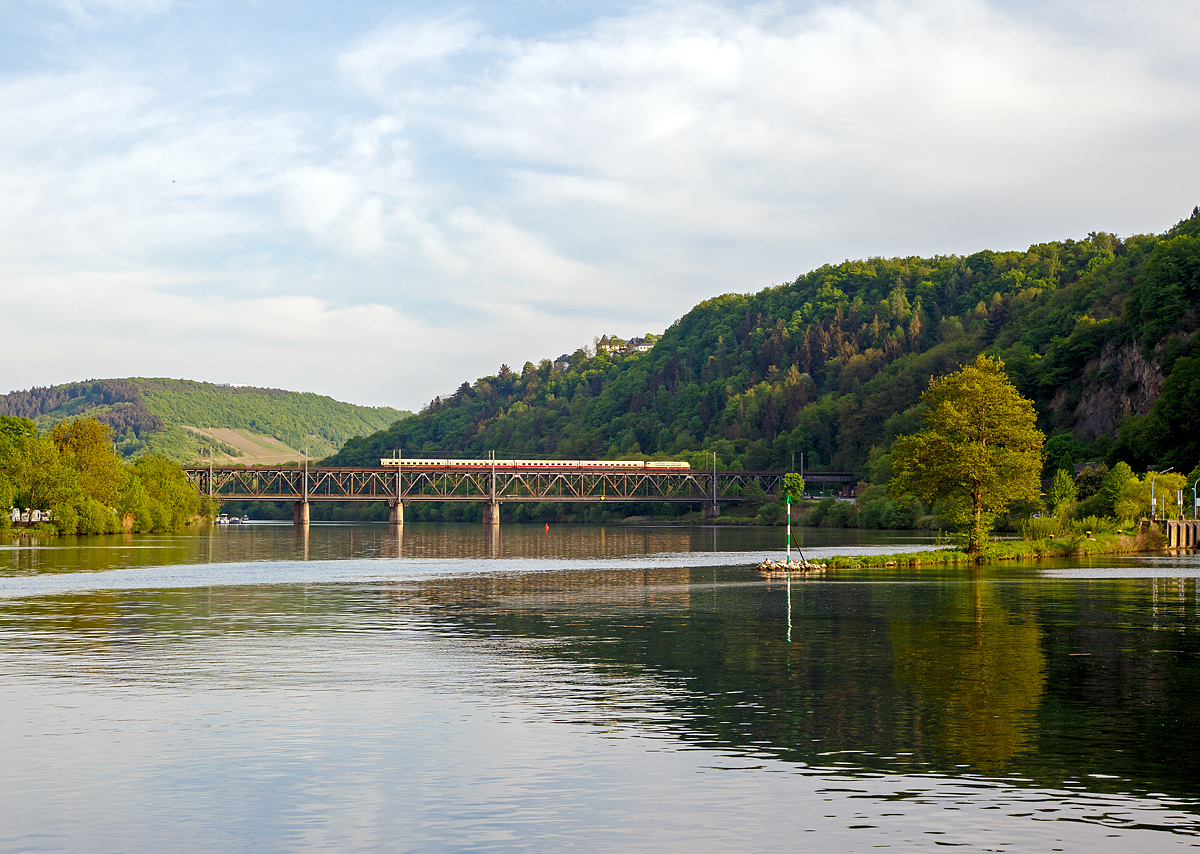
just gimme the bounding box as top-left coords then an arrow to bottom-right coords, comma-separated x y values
891,579 -> 1045,771
5,541 -> 1199,799
0,524 -> 715,573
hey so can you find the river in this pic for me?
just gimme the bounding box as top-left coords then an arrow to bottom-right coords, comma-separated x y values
1,523 -> 1198,852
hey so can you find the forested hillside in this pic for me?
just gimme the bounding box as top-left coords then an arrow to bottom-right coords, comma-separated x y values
0,379 -> 410,463
329,210 -> 1200,479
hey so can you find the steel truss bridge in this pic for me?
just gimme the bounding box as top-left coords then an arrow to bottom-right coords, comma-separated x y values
182,465 -> 855,525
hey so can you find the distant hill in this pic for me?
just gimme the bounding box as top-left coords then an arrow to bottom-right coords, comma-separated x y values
0,378 -> 411,464
326,209 -> 1200,479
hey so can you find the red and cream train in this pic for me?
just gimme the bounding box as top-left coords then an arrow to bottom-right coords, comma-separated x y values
380,458 -> 690,470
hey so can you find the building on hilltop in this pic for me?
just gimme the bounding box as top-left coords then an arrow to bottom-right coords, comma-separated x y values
596,335 -> 625,354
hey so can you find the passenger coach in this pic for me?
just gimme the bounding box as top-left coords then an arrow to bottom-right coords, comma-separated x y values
380,458 -> 690,470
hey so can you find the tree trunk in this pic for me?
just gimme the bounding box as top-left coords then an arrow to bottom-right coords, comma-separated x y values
970,490 -> 984,558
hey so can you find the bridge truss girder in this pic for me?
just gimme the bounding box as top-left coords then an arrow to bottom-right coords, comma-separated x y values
184,467 -> 795,504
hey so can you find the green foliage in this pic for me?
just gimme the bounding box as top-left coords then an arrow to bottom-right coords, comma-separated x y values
890,355 -> 1044,556
1109,347 -> 1200,472
741,478 -> 769,512
821,502 -> 857,528
1049,469 -> 1077,517
804,497 -> 838,527
757,502 -> 783,525
1122,234 -> 1200,355
51,418 -> 125,505
1042,434 -> 1081,477
781,473 -> 805,502
1,378 -> 409,464
857,488 -> 924,530
1098,462 -> 1135,516
136,379 -> 407,456
126,454 -> 205,531
1075,463 -> 1107,500
7,434 -> 83,513
321,214 -> 1197,499
1114,471 -> 1187,521
888,495 -> 923,529
50,503 -> 79,536
76,498 -> 122,535
0,415 -> 38,442
0,415 -> 212,536
0,475 -> 11,535
1070,515 -> 1121,536
1021,516 -> 1063,540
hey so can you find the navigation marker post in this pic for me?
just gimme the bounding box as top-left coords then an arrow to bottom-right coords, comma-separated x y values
786,492 -> 792,643
786,494 -> 791,566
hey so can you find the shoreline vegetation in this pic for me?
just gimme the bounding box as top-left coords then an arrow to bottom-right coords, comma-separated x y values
801,526 -> 1170,570
1,415 -> 216,538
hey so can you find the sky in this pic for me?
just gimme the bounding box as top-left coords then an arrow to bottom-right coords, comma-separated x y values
1,0 -> 1198,410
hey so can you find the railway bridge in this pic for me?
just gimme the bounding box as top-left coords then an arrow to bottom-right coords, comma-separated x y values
182,464 -> 856,526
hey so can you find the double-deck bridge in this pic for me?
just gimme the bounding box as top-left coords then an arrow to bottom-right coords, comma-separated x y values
182,464 -> 855,526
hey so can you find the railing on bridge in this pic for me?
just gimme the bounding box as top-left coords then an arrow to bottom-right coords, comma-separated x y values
182,465 -> 855,525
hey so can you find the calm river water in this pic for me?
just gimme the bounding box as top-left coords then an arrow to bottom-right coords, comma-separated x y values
1,523 -> 1198,852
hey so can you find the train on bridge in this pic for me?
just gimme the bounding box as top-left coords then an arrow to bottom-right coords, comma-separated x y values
380,458 -> 690,470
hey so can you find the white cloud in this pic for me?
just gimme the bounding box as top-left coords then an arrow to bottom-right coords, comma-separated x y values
2,0 -> 1199,409
339,18 -> 482,92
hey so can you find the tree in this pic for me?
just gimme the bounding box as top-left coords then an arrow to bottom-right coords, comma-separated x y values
1042,434 -> 1080,478
890,354 -> 1044,557
1048,469 -> 1077,518
1075,463 -> 1108,500
129,454 -> 208,530
51,417 -> 126,506
8,434 -> 82,514
781,473 -> 805,503
1098,462 -> 1135,516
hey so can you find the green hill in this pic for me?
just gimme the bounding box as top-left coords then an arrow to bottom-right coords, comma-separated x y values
0,378 -> 411,464
326,209 -> 1200,481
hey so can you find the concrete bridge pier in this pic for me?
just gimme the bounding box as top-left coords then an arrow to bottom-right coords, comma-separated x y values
1165,519 -> 1200,548
388,500 -> 404,527
703,502 -> 721,522
293,500 -> 310,527
483,501 -> 501,527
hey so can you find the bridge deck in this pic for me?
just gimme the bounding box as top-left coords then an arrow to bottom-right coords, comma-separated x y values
184,466 -> 854,504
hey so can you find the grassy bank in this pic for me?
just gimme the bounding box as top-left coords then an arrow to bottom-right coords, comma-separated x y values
813,528 -> 1166,568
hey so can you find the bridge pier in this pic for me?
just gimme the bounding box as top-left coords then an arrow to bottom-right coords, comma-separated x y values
703,502 -> 721,522
293,500 -> 310,527
483,501 -> 501,527
1165,519 -> 1200,548
388,500 -> 404,527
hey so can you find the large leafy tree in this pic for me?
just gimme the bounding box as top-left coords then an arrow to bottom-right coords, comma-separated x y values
51,418 -> 127,506
7,434 -> 82,514
890,355 -> 1044,557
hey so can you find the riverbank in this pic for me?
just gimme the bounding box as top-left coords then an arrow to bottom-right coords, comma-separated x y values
808,527 -> 1168,568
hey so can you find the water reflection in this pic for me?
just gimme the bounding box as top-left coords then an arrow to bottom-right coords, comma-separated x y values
1,522 -> 941,576
890,579 -> 1046,771
0,526 -> 1198,852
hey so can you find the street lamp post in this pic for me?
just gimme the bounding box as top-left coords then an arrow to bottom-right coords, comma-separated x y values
1150,467 -> 1173,520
